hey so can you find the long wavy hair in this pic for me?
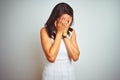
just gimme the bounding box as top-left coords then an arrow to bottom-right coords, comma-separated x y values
45,2 -> 73,39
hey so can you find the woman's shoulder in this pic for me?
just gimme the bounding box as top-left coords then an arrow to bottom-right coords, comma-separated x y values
40,27 -> 47,34
40,26 -> 50,39
40,26 -> 46,32
40,27 -> 46,36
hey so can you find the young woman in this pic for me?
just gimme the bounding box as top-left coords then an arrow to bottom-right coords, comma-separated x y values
40,2 -> 80,80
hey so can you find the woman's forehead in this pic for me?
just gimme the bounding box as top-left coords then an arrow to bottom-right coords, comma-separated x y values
61,14 -> 72,18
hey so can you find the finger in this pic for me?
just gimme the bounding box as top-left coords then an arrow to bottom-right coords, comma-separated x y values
60,17 -> 66,28
64,28 -> 67,32
64,19 -> 69,27
62,17 -> 66,25
59,16 -> 64,24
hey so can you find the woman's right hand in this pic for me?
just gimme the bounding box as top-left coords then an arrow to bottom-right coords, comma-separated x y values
54,16 -> 65,34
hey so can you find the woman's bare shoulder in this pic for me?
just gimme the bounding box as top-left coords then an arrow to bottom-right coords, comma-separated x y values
40,27 -> 47,36
40,27 -> 46,33
40,27 -> 50,39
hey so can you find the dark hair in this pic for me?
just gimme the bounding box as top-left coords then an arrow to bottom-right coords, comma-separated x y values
45,2 -> 73,39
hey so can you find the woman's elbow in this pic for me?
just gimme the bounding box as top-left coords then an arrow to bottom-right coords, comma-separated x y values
47,56 -> 56,63
73,56 -> 79,62
73,51 -> 80,62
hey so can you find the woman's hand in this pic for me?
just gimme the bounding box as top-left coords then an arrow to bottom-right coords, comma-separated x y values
54,16 -> 65,34
54,15 -> 72,35
62,17 -> 71,37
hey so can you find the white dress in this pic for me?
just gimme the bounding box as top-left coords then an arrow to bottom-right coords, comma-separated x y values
42,34 -> 75,80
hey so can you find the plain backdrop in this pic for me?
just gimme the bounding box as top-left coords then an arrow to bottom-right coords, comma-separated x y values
0,0 -> 120,80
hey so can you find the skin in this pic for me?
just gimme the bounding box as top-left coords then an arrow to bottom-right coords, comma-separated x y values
40,14 -> 80,63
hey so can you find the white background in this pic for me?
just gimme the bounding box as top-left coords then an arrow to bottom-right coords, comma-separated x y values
0,0 -> 120,80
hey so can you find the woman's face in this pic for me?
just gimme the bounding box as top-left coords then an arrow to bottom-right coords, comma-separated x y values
55,14 -> 72,30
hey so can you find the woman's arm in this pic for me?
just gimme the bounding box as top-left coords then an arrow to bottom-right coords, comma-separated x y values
40,16 -> 66,62
40,27 -> 62,63
63,29 -> 80,61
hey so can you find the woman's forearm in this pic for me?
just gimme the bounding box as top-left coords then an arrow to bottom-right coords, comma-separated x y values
48,32 -> 62,61
63,38 -> 80,61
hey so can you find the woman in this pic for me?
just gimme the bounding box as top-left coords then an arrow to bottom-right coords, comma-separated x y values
40,2 -> 80,80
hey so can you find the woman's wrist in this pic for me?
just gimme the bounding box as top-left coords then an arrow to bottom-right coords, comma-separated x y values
56,31 -> 63,38
57,31 -> 62,35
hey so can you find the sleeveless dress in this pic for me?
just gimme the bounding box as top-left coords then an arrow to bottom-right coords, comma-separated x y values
42,32 -> 75,80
